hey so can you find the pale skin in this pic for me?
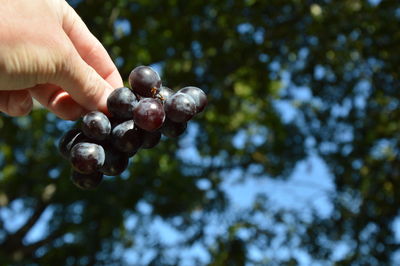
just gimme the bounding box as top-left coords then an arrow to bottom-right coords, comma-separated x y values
0,0 -> 124,120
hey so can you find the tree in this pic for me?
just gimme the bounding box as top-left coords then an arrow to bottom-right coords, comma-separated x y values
0,0 -> 399,265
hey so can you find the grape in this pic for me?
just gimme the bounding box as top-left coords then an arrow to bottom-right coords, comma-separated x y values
141,130 -> 162,149
112,120 -> 143,155
101,145 -> 129,176
58,128 -> 87,159
58,65 -> 208,189
161,118 -> 187,138
158,86 -> 174,102
133,98 -> 165,132
164,92 -> 196,123
71,170 -> 103,190
178,86 -> 207,113
70,142 -> 105,174
82,111 -> 111,141
107,87 -> 139,120
129,66 -> 162,97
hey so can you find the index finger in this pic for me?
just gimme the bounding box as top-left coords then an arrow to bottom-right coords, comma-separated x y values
61,1 -> 124,89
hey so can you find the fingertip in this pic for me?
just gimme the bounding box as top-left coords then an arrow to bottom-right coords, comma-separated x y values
29,84 -> 85,121
1,90 -> 33,117
17,92 -> 33,116
105,68 -> 124,89
96,82 -> 114,114
49,91 -> 85,121
55,53 -> 113,114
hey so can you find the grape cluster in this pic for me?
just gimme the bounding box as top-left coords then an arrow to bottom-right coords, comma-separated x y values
58,66 -> 207,190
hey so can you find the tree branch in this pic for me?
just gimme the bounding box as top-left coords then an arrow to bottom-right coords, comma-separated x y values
0,199 -> 48,253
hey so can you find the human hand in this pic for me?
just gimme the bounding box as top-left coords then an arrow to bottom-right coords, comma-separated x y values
0,0 -> 124,120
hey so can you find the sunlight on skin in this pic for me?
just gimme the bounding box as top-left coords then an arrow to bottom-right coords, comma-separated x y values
0,0 -> 123,120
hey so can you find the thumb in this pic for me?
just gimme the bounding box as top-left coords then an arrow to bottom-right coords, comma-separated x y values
53,49 -> 114,114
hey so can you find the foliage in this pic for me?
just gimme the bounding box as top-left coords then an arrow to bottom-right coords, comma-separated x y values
0,0 -> 399,265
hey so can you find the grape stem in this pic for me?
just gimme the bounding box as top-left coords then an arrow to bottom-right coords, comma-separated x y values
151,87 -> 158,98
153,89 -> 165,101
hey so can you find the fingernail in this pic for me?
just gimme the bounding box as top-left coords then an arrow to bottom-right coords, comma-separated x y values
11,96 -> 32,116
21,95 -> 32,107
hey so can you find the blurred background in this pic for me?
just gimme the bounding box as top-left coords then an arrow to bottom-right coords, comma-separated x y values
1,0 -> 400,265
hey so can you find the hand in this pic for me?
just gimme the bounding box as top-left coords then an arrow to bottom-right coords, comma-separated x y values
0,0 -> 124,120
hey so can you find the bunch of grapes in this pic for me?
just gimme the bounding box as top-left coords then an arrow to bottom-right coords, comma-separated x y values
58,66 -> 207,190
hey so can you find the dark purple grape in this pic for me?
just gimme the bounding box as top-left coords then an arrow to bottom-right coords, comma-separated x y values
70,142 -> 105,174
107,87 -> 139,120
178,86 -> 207,113
71,170 -> 103,190
141,130 -> 162,149
160,118 -> 187,138
58,128 -> 87,159
129,65 -> 162,97
112,120 -> 143,154
157,86 -> 174,102
133,98 -> 165,132
100,145 -> 129,176
82,111 -> 111,141
164,92 -> 196,123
